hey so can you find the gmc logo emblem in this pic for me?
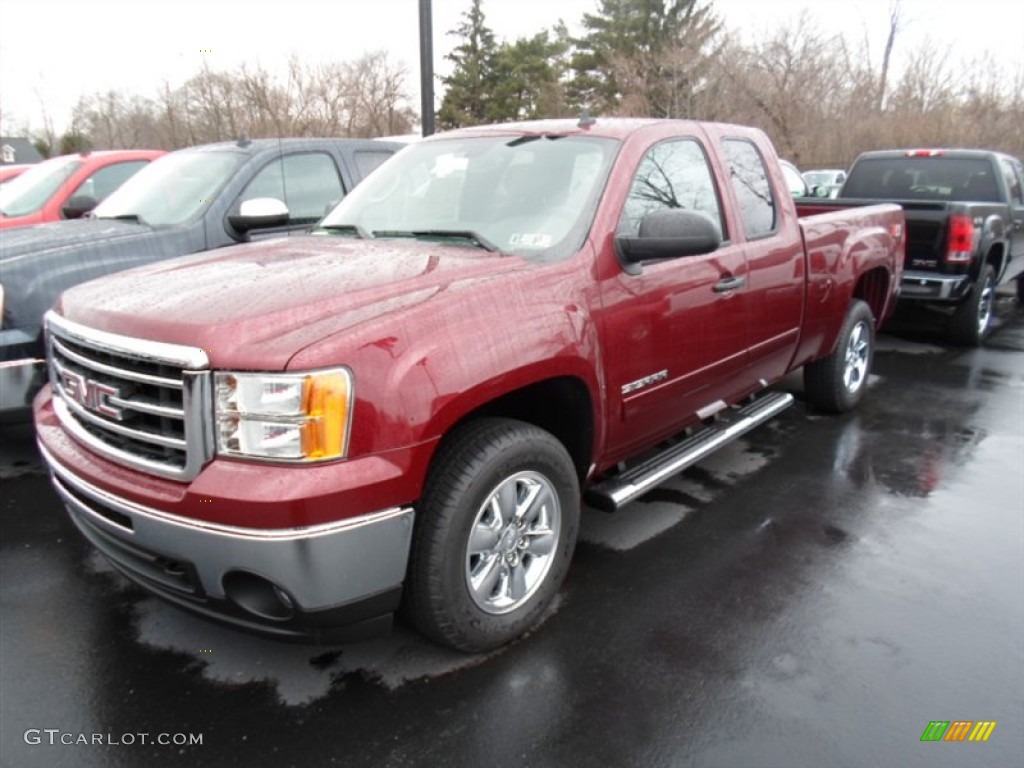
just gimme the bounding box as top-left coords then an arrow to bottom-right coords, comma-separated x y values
60,370 -> 124,421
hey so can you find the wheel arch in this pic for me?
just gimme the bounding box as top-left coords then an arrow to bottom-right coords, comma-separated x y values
852,266 -> 891,326
982,241 -> 1006,282
427,375 -> 596,487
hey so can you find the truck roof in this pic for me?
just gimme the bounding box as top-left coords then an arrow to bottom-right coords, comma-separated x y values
429,117 -> 765,142
854,148 -> 1018,162
182,136 -> 403,156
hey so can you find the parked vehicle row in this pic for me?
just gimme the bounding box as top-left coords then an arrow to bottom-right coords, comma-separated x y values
31,117 -> 905,651
9,120 -> 1021,653
0,137 -> 401,418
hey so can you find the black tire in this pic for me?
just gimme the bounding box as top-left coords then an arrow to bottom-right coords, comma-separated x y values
948,264 -> 996,346
804,299 -> 875,413
1016,275 -> 1024,304
403,418 -> 580,652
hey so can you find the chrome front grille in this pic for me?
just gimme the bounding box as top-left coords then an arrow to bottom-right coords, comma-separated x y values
45,311 -> 213,481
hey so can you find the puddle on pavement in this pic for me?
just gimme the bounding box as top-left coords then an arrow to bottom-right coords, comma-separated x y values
86,551 -> 556,706
578,438 -> 785,552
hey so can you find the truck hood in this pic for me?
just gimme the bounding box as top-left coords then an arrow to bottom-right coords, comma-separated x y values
0,218 -> 149,262
1,218 -> 160,332
58,235 -> 534,370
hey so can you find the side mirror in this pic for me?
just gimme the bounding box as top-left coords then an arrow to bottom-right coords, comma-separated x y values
62,195 -> 99,219
229,197 -> 290,234
615,209 -> 721,275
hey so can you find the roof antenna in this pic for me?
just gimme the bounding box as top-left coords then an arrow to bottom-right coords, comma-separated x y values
577,109 -> 596,129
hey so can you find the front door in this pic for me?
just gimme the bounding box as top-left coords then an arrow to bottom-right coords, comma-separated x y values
599,137 -> 750,459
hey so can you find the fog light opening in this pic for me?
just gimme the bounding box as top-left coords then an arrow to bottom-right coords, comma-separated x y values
222,570 -> 296,621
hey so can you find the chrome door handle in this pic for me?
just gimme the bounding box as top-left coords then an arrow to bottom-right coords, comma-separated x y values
714,276 -> 746,293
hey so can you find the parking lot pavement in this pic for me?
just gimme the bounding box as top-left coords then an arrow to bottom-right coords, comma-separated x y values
2,301 -> 1022,768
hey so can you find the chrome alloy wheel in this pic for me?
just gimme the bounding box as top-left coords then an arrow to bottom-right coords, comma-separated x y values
465,471 -> 561,615
843,320 -> 871,393
976,276 -> 994,337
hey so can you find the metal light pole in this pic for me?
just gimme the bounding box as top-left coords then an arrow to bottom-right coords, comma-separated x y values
418,0 -> 436,136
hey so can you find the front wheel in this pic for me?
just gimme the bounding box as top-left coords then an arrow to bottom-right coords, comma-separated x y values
403,418 -> 580,652
804,299 -> 875,413
948,264 -> 996,346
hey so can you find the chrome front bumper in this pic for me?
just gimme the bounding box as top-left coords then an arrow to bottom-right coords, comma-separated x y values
39,441 -> 415,640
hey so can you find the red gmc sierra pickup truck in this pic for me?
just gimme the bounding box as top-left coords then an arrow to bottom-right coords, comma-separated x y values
34,118 -> 905,651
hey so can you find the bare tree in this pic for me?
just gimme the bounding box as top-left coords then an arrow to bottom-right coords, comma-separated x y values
877,0 -> 903,110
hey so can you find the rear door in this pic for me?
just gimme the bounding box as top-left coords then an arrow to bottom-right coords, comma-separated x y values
716,135 -> 804,387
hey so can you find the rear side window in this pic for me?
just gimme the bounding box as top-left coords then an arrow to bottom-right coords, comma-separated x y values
722,139 -> 776,239
353,150 -> 395,179
617,139 -> 724,238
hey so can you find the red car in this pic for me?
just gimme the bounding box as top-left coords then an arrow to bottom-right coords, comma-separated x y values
0,164 -> 30,185
0,149 -> 163,229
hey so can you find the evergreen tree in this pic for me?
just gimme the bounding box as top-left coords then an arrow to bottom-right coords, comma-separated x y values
437,0 -> 498,129
569,0 -> 720,117
487,28 -> 572,122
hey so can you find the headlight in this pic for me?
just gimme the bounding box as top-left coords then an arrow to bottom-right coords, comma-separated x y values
214,368 -> 353,461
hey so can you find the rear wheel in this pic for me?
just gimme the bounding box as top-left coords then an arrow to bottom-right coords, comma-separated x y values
404,418 -> 580,652
804,300 -> 875,413
948,264 -> 995,346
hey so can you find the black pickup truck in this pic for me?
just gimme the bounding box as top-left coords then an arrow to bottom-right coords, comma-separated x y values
0,137 -> 401,418
836,149 -> 1024,345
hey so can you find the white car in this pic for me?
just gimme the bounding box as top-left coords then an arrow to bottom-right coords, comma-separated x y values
802,169 -> 846,198
780,160 -> 810,197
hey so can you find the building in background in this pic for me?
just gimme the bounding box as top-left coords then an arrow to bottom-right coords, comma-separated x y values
0,137 -> 43,166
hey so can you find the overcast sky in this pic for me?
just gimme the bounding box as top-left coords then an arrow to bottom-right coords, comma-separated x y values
0,0 -> 1021,136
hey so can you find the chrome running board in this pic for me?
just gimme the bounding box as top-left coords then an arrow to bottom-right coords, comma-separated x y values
585,391 -> 794,512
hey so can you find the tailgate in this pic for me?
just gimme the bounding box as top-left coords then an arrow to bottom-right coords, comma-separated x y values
797,198 -> 945,271
898,202 -> 951,269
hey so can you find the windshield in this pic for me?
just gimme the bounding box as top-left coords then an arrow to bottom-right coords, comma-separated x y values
0,155 -> 81,217
93,150 -> 246,227
319,134 -> 620,261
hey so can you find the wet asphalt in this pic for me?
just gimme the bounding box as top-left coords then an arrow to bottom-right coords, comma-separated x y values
2,298 -> 1022,768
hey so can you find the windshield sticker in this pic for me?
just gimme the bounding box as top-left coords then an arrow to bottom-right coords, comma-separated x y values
509,233 -> 553,249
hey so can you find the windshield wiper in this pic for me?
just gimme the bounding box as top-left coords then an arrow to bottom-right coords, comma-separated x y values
318,223 -> 370,239
99,213 -> 149,226
372,229 -> 499,252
